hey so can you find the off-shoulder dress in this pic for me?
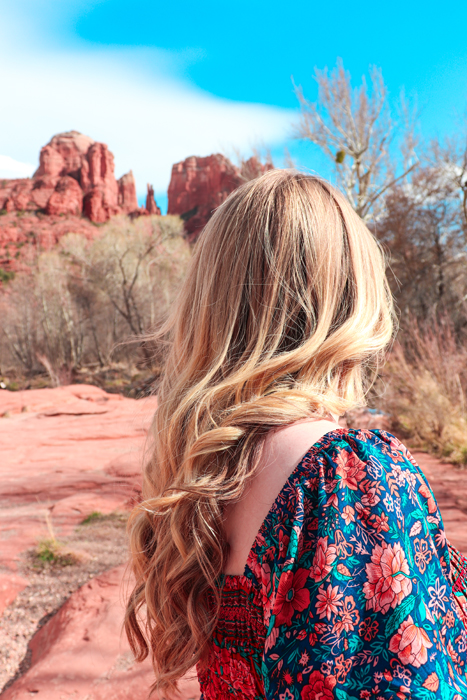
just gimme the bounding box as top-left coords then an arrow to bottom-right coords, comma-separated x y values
197,429 -> 467,699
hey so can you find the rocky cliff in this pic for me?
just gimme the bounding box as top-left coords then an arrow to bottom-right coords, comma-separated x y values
0,133 -> 271,259
0,131 -> 139,223
167,154 -> 273,240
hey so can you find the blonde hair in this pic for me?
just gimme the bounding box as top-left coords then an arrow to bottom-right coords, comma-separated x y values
125,170 -> 393,693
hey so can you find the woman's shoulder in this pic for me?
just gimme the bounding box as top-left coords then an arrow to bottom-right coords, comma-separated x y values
289,427 -> 424,489
252,426 -> 441,563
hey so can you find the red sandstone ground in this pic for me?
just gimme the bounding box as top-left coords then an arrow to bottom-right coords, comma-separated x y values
0,386 -> 466,698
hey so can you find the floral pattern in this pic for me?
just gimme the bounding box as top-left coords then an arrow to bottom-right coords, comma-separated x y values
197,429 -> 467,699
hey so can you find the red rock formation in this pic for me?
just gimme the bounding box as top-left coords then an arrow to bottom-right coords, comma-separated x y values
0,384 -> 201,698
117,170 -> 138,213
167,153 -> 274,240
167,154 -> 242,240
1,565 -> 200,700
46,176 -> 83,216
145,183 -> 161,215
35,132 -> 95,181
240,155 -> 274,181
0,131 -> 138,224
0,384 -> 157,571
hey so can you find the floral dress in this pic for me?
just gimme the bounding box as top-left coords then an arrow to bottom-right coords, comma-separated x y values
197,429 -> 467,699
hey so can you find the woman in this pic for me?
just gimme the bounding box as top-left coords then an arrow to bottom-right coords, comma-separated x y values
125,170 -> 467,698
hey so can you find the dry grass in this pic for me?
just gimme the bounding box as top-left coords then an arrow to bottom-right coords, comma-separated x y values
376,317 -> 467,465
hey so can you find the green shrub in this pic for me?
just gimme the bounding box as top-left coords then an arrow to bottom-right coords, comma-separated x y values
81,511 -> 104,524
0,268 -> 15,283
35,538 -> 77,566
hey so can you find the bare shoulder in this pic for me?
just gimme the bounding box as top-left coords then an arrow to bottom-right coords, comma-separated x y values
223,418 -> 341,575
260,418 -> 342,478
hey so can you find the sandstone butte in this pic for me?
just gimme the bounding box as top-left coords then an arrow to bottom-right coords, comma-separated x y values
167,154 -> 273,240
0,133 -> 273,277
0,132 -> 141,224
1,385 -> 467,697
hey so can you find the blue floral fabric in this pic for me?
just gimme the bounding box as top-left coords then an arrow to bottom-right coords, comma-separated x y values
197,429 -> 467,699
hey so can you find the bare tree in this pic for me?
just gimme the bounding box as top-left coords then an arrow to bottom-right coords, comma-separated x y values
376,165 -> 466,322
294,60 -> 418,220
0,215 -> 191,383
429,130 -> 467,235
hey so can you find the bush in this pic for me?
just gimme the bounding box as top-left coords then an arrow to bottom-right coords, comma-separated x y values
0,267 -> 15,283
35,538 -> 78,567
377,317 -> 467,465
0,214 -> 191,382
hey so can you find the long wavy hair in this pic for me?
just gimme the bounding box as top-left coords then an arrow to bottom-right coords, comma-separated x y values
125,170 -> 394,693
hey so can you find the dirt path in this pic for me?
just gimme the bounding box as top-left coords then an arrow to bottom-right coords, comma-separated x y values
411,450 -> 467,553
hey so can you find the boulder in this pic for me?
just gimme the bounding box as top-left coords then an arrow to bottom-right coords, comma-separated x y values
30,177 -> 58,209
34,144 -> 65,180
2,180 -> 35,212
83,188 -> 111,224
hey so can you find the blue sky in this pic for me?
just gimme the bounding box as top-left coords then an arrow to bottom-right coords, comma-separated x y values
1,0 -> 467,212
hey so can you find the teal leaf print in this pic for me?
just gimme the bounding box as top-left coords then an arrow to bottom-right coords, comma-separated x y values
385,594 -> 416,637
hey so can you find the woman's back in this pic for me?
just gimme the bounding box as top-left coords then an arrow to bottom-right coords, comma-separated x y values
223,419 -> 340,576
198,429 -> 467,699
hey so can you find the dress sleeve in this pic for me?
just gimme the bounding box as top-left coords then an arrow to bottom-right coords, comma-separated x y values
257,430 -> 467,699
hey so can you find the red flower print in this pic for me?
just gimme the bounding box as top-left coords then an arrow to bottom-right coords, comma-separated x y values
335,450 -> 367,490
355,502 -> 372,523
278,529 -> 290,557
389,615 -> 433,668
301,670 -> 336,699
342,504 -> 355,525
361,483 -> 381,508
371,512 -> 390,533
273,568 -> 310,627
282,669 -> 294,685
333,595 -> 360,634
335,653 -> 352,683
203,648 -> 257,699
413,538 -> 433,575
316,583 -> 344,620
359,616 -> 379,641
310,536 -> 337,582
309,631 -> 318,646
363,542 -> 412,613
417,482 -> 437,514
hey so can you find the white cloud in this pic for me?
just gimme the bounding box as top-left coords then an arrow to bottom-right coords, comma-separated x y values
0,10 -> 294,196
0,155 -> 35,179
